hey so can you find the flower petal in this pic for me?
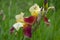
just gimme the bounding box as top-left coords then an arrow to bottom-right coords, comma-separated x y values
44,16 -> 50,25
23,24 -> 32,38
24,16 -> 36,25
13,22 -> 24,31
10,27 -> 15,34
29,4 -> 40,16
15,12 -> 24,22
29,4 -> 40,13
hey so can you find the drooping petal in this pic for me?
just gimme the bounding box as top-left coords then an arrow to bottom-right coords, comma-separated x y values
13,22 -> 24,31
48,6 -> 55,12
23,24 -> 32,38
44,16 -> 50,26
24,16 -> 36,25
10,27 -> 15,34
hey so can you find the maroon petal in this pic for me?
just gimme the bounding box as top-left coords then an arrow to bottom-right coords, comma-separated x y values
24,16 -> 36,25
44,16 -> 50,26
10,27 -> 15,34
23,24 -> 32,38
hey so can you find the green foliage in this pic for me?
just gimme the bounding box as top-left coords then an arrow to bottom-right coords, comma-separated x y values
0,0 -> 60,40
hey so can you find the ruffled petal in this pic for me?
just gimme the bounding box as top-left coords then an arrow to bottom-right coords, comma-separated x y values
15,12 -> 24,22
29,4 -> 40,16
24,16 -> 36,25
23,24 -> 32,38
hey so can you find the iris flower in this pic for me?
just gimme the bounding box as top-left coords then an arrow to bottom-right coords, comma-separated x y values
24,4 -> 40,38
29,4 -> 50,26
10,12 -> 33,38
10,13 -> 35,38
43,0 -> 55,26
28,4 -> 41,24
10,12 -> 32,38
10,3 -> 55,38
10,4 -> 41,38
24,4 -> 41,38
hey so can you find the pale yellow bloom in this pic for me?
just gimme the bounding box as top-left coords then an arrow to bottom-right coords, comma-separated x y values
15,12 -> 24,22
29,4 -> 40,16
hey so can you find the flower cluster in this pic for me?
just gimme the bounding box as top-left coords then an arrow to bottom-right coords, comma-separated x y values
10,3 -> 55,38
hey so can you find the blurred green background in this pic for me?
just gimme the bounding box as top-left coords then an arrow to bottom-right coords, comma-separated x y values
0,0 -> 60,40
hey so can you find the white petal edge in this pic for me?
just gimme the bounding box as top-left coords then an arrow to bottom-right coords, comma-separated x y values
13,22 -> 24,31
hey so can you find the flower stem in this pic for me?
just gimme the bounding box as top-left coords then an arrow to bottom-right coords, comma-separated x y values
22,35 -> 24,40
22,36 -> 31,40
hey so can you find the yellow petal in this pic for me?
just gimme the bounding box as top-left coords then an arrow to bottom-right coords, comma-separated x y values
29,4 -> 40,16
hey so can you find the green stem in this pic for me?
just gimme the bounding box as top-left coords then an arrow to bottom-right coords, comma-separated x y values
22,36 -> 31,40
22,35 -> 24,40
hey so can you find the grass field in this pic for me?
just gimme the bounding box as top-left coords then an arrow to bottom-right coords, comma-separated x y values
0,0 -> 60,40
